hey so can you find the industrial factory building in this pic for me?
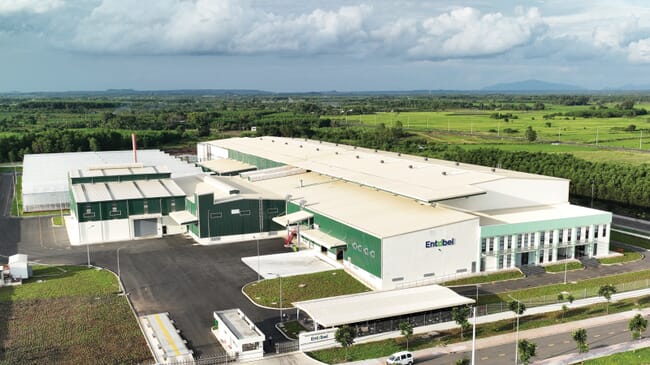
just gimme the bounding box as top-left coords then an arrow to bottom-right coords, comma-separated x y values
195,137 -> 612,290
22,136 -> 613,290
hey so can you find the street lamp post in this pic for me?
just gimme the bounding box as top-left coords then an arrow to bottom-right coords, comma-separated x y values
509,295 -> 522,365
564,258 -> 568,284
87,243 -> 91,268
268,272 -> 283,322
471,306 -> 477,365
117,247 -> 124,292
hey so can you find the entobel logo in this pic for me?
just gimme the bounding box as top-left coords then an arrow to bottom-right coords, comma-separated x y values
425,238 -> 455,248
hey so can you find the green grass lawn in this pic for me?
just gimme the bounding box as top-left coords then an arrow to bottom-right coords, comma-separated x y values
577,346 -> 650,364
52,215 -> 65,226
309,296 -> 650,364
599,244 -> 643,265
544,261 -> 584,273
611,231 -> 650,250
243,270 -> 370,308
444,270 -> 524,285
278,320 -> 308,340
0,265 -> 150,365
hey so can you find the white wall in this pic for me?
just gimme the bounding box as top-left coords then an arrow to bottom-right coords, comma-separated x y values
443,178 -> 569,211
162,216 -> 185,235
197,143 -> 228,162
381,218 -> 480,289
299,328 -> 339,352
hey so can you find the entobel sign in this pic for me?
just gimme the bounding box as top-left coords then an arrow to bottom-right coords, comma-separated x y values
425,238 -> 455,248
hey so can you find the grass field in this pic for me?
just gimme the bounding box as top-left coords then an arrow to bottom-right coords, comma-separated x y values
334,107 -> 650,149
328,106 -> 650,165
308,295 -> 650,364
242,270 -> 370,308
0,265 -> 151,365
544,262 -> 584,273
577,346 -> 650,364
444,270 -> 524,285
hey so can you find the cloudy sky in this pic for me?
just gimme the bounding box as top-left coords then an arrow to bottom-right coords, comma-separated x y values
2,0 -> 650,92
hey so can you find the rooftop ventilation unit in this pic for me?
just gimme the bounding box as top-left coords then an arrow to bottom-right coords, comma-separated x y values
380,160 -> 384,163
409,165 -> 413,169
442,171 -> 447,176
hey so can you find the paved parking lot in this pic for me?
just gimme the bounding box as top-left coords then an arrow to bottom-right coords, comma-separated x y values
0,174 -> 296,356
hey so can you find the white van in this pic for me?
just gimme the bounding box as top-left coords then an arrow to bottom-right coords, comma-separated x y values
386,351 -> 414,365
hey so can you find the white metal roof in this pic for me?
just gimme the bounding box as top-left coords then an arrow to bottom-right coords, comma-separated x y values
8,254 -> 28,264
168,210 -> 198,225
83,183 -> 113,202
72,179 -> 185,203
229,172 -> 477,238
272,211 -> 314,226
294,285 -> 474,327
200,159 -> 256,175
214,309 -> 264,341
23,150 -> 202,196
207,137 -> 564,203
109,181 -> 143,200
476,203 -> 612,226
300,229 -> 347,249
140,313 -> 193,363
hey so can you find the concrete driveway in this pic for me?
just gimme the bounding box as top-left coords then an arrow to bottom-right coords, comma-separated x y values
242,250 -> 339,279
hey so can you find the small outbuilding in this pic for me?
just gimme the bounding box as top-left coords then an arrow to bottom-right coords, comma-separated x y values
212,309 -> 265,361
8,254 -> 31,279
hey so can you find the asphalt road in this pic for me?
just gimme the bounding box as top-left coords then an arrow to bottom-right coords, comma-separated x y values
0,173 -> 294,356
419,317 -> 635,365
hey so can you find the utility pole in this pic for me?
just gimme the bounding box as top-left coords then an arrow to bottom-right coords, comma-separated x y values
596,127 -> 599,146
13,165 -> 18,216
471,306 -> 477,365
257,197 -> 263,282
640,130 -> 643,149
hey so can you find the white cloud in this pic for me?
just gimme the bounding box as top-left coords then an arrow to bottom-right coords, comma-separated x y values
628,38 -> 650,63
0,0 -> 63,14
71,1 -> 548,60
72,0 -> 372,55
407,7 -> 546,59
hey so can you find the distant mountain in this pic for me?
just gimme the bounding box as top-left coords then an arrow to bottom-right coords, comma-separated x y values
482,79 -> 585,92
607,83 -> 650,91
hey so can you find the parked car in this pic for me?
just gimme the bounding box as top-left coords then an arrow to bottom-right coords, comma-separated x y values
386,351 -> 414,365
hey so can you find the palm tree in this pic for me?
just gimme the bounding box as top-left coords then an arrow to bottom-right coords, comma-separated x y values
572,328 -> 589,353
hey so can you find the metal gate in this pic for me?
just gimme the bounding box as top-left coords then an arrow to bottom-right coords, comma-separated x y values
134,218 -> 158,237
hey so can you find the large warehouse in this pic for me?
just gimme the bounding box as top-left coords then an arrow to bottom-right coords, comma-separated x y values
22,149 -> 202,212
195,137 -> 613,290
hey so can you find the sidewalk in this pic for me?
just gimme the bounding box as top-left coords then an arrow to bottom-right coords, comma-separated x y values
343,288 -> 650,365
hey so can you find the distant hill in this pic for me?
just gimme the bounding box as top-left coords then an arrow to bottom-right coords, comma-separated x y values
482,79 -> 585,92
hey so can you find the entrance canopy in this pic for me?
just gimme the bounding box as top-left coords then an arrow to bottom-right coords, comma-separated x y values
301,229 -> 347,249
168,210 -> 198,225
272,210 -> 314,226
294,285 -> 474,327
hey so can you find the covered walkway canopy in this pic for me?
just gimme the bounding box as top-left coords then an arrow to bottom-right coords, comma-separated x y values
300,229 -> 347,249
293,285 -> 474,328
272,210 -> 314,226
168,210 -> 198,225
